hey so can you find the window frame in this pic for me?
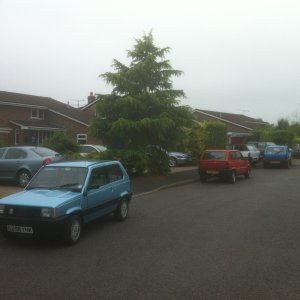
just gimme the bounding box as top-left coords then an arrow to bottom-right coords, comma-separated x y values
77,134 -> 87,145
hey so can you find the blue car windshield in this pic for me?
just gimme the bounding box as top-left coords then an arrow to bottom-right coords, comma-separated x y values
27,166 -> 88,191
266,147 -> 285,153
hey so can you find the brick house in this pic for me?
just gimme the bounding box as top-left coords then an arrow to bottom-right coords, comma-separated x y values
0,91 -> 101,146
193,109 -> 268,144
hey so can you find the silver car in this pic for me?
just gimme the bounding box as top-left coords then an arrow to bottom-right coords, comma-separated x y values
0,146 -> 64,187
168,151 -> 192,167
227,144 -> 261,165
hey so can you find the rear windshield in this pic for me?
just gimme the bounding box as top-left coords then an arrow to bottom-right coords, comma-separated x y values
203,151 -> 226,160
265,147 -> 285,153
31,147 -> 58,157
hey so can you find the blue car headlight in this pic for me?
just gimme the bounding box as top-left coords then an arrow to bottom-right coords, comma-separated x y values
41,207 -> 55,218
0,204 -> 5,214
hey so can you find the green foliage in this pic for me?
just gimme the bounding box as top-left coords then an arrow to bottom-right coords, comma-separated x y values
293,135 -> 300,145
90,32 -> 193,154
183,121 -> 228,160
145,146 -> 170,175
42,131 -> 79,154
83,148 -> 158,176
277,118 -> 290,130
246,119 -> 295,147
270,130 -> 294,146
201,121 -> 228,150
79,146 -> 170,175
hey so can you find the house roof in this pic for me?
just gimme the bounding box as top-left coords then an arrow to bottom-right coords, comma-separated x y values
193,109 -> 268,133
0,91 -> 94,126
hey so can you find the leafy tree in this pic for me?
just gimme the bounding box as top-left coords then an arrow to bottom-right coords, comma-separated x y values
90,32 -> 193,150
42,131 -> 79,154
246,121 -> 294,147
277,118 -> 290,130
186,121 -> 228,160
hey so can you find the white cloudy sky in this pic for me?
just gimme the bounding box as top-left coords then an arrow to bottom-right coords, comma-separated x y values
1,0 -> 300,124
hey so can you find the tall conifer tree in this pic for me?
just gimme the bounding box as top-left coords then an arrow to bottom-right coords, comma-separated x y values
91,32 -> 193,148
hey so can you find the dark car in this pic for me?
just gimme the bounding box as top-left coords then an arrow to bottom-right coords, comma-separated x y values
198,149 -> 251,183
0,160 -> 132,245
0,146 -> 65,187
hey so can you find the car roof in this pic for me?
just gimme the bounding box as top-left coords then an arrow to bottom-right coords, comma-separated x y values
47,160 -> 118,168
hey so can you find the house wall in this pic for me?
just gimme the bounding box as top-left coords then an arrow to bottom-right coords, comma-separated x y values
0,105 -> 29,145
47,112 -> 101,144
0,104 -> 102,146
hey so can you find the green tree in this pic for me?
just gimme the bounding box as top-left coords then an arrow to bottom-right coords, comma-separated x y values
276,118 -> 290,130
90,32 -> 193,150
42,131 -> 79,155
186,121 -> 228,160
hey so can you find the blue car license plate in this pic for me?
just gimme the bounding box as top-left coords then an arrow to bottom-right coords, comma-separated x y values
7,225 -> 34,234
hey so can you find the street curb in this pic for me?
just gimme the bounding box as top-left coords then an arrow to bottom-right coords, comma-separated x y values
133,178 -> 199,198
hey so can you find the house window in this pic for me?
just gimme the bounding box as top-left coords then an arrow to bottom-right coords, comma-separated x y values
31,109 -> 44,120
77,134 -> 87,144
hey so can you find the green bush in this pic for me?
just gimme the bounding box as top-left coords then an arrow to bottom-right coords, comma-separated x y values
82,148 -> 148,175
42,131 -> 79,154
145,146 -> 170,175
82,147 -> 169,176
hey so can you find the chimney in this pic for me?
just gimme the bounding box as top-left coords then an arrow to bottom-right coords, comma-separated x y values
88,92 -> 96,104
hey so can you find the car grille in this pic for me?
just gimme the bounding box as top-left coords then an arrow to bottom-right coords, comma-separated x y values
4,205 -> 40,218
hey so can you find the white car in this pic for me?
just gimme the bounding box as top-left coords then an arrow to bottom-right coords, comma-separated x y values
228,144 -> 261,165
79,144 -> 107,157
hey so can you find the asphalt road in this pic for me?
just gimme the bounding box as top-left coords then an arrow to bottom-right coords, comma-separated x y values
0,164 -> 300,299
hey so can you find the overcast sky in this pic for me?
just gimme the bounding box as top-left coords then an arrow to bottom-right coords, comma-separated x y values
1,0 -> 300,124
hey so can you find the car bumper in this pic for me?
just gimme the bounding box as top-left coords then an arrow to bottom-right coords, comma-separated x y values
0,215 -> 69,237
198,169 -> 233,178
263,160 -> 289,166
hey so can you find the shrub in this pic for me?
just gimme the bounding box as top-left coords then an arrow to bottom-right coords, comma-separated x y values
83,148 -> 148,176
145,146 -> 170,175
83,147 -> 169,175
42,131 -> 79,154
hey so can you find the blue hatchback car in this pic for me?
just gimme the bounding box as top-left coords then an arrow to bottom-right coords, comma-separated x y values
0,160 -> 132,245
263,145 -> 292,169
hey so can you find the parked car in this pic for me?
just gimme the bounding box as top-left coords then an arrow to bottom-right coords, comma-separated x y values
79,144 -> 107,157
263,145 -> 292,168
0,146 -> 65,187
198,149 -> 251,183
0,160 -> 132,245
247,141 -> 276,158
168,151 -> 192,167
227,144 -> 261,165
292,144 -> 300,158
